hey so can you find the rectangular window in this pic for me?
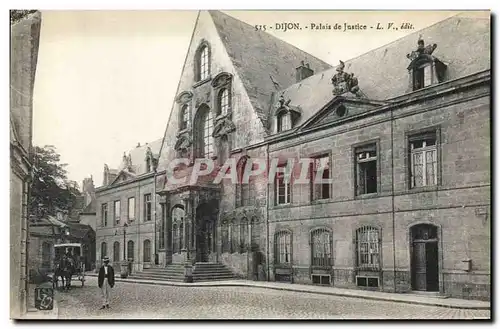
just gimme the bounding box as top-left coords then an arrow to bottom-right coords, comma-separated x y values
275,165 -> 291,205
355,144 -> 378,195
113,200 -> 120,225
413,64 -> 433,90
275,232 -> 291,265
311,155 -> 331,201
128,197 -> 135,222
101,204 -> 108,227
144,194 -> 152,221
409,132 -> 437,188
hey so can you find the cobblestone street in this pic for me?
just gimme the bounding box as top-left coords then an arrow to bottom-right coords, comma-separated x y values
54,277 -> 490,320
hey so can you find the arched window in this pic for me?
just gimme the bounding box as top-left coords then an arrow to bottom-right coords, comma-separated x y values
143,239 -> 151,263
198,45 -> 209,81
274,230 -> 292,265
113,241 -> 120,262
127,240 -> 134,260
355,226 -> 381,270
311,228 -> 332,267
42,242 -> 52,268
101,242 -> 107,260
277,111 -> 291,132
218,88 -> 229,115
195,106 -> 214,159
180,104 -> 189,130
172,206 -> 185,253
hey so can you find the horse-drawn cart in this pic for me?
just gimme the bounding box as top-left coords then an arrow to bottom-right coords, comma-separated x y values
52,243 -> 86,289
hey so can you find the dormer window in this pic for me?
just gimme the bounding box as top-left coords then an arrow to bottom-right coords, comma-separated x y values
407,37 -> 447,92
219,88 -> 229,115
413,63 -> 433,91
274,94 -> 301,134
277,111 -> 291,132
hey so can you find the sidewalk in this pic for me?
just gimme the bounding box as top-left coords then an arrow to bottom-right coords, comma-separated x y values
85,272 -> 490,310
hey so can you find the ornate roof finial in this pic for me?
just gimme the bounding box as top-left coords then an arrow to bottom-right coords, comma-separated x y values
331,60 -> 361,97
407,35 -> 437,61
336,60 -> 345,73
278,93 -> 286,107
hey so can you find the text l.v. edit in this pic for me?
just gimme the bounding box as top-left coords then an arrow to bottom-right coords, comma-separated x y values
309,22 -> 414,31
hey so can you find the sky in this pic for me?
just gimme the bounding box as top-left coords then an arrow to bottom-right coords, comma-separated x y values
32,10 -> 470,189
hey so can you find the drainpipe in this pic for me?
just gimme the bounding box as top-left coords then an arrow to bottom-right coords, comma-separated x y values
153,168 -> 158,265
391,105 -> 397,292
266,143 -> 270,281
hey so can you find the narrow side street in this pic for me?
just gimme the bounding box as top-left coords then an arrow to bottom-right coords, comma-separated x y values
54,277 -> 490,320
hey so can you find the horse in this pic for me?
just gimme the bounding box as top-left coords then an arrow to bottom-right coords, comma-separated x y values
53,256 -> 74,291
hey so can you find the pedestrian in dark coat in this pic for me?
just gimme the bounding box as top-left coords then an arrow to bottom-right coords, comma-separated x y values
98,256 -> 115,309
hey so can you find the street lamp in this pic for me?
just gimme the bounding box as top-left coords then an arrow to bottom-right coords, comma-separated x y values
122,223 -> 128,260
115,222 -> 129,278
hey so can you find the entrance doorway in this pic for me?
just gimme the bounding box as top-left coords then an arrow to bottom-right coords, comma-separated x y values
196,203 -> 217,262
411,224 -> 439,292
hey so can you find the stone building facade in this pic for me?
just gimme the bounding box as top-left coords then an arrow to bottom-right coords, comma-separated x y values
98,11 -> 491,300
95,140 -> 163,272
10,11 -> 42,318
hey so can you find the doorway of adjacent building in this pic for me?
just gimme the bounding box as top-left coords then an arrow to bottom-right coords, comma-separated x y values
196,203 -> 216,263
411,224 -> 439,292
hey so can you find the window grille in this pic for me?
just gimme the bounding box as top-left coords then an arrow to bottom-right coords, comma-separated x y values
311,228 -> 332,267
356,226 -> 380,270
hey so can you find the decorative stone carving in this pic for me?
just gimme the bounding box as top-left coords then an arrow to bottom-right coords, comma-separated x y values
175,91 -> 193,104
211,72 -> 233,88
213,114 -> 236,139
331,60 -> 361,97
406,36 -> 437,62
174,131 -> 192,153
274,93 -> 302,116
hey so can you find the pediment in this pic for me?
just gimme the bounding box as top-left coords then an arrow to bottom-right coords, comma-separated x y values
109,170 -> 136,186
299,96 -> 387,132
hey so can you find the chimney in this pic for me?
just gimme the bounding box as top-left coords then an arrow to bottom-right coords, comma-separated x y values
296,60 -> 314,82
137,142 -> 141,148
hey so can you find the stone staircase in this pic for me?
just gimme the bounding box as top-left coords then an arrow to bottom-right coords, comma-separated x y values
128,262 -> 234,282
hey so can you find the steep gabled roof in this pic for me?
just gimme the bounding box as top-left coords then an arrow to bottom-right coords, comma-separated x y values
275,14 -> 490,129
209,11 -> 333,130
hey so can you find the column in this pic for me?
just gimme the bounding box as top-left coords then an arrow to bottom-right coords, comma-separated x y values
181,194 -> 191,262
163,197 -> 172,265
